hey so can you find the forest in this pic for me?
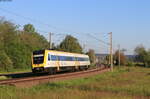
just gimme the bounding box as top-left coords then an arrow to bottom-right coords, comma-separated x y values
0,18 -> 91,71
0,18 -> 50,71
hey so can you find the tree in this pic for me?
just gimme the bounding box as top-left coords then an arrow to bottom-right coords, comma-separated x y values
87,49 -> 96,65
58,35 -> 82,53
0,18 -> 23,68
0,18 -> 49,70
0,51 -> 13,71
23,24 -> 35,33
134,45 -> 150,66
135,45 -> 146,63
18,27 -> 49,68
114,50 -> 127,65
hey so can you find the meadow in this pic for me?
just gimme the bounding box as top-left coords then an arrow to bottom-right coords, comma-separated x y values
0,68 -> 31,74
0,68 -> 31,80
0,66 -> 150,99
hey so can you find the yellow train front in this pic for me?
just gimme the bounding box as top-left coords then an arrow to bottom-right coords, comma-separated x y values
32,50 -> 90,74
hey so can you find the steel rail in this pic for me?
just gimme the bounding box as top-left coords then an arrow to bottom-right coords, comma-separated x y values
0,67 -> 110,87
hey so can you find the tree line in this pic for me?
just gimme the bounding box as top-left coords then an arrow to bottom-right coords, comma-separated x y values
104,45 -> 150,67
0,18 -> 50,71
0,18 -> 96,71
1,18 -> 148,71
134,45 -> 150,67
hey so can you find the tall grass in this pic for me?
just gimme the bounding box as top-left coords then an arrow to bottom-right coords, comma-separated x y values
0,67 -> 150,99
0,68 -> 31,74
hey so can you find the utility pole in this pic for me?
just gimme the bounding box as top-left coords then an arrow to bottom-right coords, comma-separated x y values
109,32 -> 113,71
108,49 -> 110,65
49,32 -> 52,49
118,44 -> 121,67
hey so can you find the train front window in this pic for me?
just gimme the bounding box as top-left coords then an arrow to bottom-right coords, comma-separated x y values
33,50 -> 45,64
33,54 -> 44,64
33,55 -> 44,64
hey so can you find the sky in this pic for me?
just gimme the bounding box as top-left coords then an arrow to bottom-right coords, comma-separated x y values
0,0 -> 150,54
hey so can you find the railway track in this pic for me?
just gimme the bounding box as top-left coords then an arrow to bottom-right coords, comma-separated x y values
0,67 -> 110,87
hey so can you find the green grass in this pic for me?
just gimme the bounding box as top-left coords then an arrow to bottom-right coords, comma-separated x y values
0,68 -> 31,74
0,68 -> 31,80
0,67 -> 150,99
0,76 -> 9,80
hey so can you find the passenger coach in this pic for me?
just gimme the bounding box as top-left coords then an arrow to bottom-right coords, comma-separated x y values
32,50 -> 90,74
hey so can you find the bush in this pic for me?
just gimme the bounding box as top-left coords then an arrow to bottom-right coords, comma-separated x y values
0,51 -> 13,71
126,61 -> 135,67
0,19 -> 49,70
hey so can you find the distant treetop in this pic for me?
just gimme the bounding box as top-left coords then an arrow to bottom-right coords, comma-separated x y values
23,24 -> 35,33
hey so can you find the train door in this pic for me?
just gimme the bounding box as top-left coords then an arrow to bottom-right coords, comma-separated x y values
75,57 -> 80,70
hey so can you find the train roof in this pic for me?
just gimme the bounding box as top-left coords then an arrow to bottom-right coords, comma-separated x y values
45,49 -> 88,56
33,49 -> 88,57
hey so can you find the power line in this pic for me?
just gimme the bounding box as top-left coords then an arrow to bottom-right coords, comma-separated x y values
87,33 -> 110,45
0,7 -> 62,31
0,8 -> 97,36
0,7 -> 110,45
18,25 -> 68,37
0,7 -> 111,54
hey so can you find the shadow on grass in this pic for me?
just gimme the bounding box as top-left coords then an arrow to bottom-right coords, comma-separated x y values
0,72 -> 49,79
0,70 -> 74,79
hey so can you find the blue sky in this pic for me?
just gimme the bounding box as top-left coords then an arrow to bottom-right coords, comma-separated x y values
0,0 -> 150,54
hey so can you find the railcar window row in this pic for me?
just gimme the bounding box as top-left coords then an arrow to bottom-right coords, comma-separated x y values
51,55 -> 58,61
77,57 -> 89,61
48,54 -> 89,61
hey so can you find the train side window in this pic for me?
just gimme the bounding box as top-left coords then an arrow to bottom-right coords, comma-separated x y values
83,58 -> 89,61
67,56 -> 75,61
48,54 -> 51,61
59,56 -> 65,61
87,58 -> 89,61
75,57 -> 89,61
75,57 -> 78,61
83,58 -> 88,61
78,57 -> 80,61
67,56 -> 72,61
81,58 -> 84,61
58,56 -> 61,61
66,56 -> 71,61
77,57 -> 88,61
77,57 -> 80,61
51,55 -> 57,61
71,57 -> 76,61
58,56 -> 75,61
63,56 -> 67,61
